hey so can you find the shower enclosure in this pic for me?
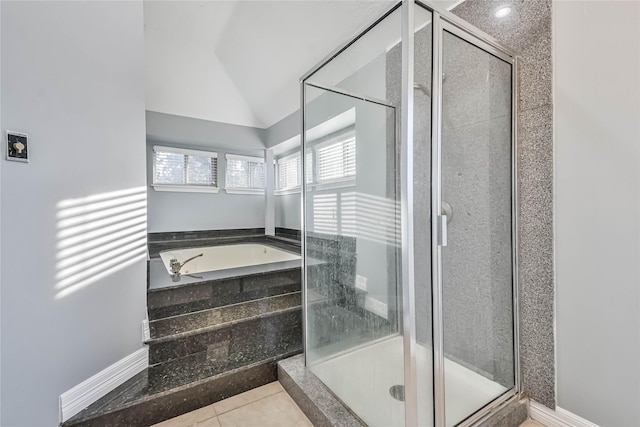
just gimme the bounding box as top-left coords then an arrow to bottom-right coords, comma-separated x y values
301,1 -> 518,426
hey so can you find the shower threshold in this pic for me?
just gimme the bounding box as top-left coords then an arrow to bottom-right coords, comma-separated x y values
309,336 -> 507,427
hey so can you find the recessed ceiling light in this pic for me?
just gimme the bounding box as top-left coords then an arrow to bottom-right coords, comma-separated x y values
495,7 -> 511,18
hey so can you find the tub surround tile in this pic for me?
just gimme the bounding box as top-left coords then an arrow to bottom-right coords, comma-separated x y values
264,236 -> 301,250
150,292 -> 302,339
274,227 -> 301,241
147,345 -> 302,395
147,268 -> 301,320
148,308 -> 302,365
148,228 -> 266,242
278,355 -> 365,427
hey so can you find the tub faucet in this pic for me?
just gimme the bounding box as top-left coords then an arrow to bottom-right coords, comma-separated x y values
170,253 -> 203,282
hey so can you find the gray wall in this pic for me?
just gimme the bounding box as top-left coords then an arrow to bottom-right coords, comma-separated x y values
0,2 -> 147,425
451,0 -> 555,408
275,193 -> 301,230
265,110 -> 300,149
267,112 -> 302,231
146,111 -> 267,232
554,1 -> 640,425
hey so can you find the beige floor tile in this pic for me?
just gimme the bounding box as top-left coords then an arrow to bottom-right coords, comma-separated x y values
520,419 -> 546,427
151,404 -> 217,427
218,391 -> 312,427
214,381 -> 284,415
193,417 -> 221,427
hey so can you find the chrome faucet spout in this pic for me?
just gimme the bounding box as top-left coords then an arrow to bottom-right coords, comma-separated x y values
169,253 -> 203,282
180,253 -> 204,268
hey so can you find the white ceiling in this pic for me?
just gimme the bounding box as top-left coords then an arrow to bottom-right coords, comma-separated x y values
144,1 -> 462,130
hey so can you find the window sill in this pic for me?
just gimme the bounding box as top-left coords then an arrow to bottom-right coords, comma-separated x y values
275,188 -> 301,196
225,188 -> 265,195
310,180 -> 356,191
152,185 -> 219,194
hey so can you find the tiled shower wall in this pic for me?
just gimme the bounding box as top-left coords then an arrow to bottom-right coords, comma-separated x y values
451,0 -> 555,408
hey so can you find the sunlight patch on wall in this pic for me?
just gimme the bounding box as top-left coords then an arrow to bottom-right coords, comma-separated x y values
312,191 -> 400,247
55,187 -> 147,299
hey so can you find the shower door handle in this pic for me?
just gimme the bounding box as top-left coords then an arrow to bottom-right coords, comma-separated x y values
438,215 -> 448,247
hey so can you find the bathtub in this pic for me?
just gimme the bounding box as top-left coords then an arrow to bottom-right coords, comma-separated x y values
159,243 -> 301,276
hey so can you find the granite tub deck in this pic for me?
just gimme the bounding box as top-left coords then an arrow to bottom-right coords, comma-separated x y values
64,231 -> 305,426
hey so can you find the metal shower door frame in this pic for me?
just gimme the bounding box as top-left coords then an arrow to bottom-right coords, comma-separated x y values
418,1 -> 521,426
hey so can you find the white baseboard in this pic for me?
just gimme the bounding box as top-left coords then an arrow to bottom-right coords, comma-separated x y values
59,347 -> 149,423
142,318 -> 150,342
530,401 -> 600,427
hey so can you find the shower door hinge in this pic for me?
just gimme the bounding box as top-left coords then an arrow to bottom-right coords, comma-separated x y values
438,215 -> 448,247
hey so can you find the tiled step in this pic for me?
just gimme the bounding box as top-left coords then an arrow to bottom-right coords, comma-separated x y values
147,311 -> 302,392
147,304 -> 302,367
62,352 -> 298,427
147,268 -> 301,320
148,291 -> 301,340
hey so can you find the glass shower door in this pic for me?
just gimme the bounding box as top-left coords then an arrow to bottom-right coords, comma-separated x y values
437,25 -> 516,426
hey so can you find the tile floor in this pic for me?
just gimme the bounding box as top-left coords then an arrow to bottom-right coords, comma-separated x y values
151,381 -> 312,427
520,420 -> 546,427
152,381 -> 546,427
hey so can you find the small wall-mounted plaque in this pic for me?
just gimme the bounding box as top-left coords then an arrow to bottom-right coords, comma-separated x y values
6,131 -> 28,163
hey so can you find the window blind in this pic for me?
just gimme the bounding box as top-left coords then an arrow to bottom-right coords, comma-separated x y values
305,151 -> 313,184
153,146 -> 217,187
225,154 -> 265,190
277,153 -> 301,190
316,133 -> 356,182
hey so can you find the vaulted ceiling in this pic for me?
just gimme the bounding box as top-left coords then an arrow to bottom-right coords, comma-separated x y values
144,1 -> 461,130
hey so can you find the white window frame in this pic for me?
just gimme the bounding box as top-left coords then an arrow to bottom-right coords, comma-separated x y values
308,128 -> 356,191
275,151 -> 302,195
152,145 -> 219,193
225,153 -> 266,195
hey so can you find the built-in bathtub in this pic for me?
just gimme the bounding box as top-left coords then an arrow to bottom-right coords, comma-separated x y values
139,234 -> 305,415
147,238 -> 305,295
159,243 -> 301,276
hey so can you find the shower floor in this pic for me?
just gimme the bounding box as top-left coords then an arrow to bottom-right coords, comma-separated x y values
310,336 -> 507,427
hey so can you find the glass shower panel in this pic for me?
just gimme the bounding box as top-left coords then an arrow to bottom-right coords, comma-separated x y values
309,8 -> 401,101
304,83 -> 403,427
440,30 -> 515,426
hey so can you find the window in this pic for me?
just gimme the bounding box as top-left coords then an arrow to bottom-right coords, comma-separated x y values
225,154 -> 265,194
305,151 -> 313,184
316,131 -> 356,183
152,146 -> 218,193
276,152 -> 301,194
